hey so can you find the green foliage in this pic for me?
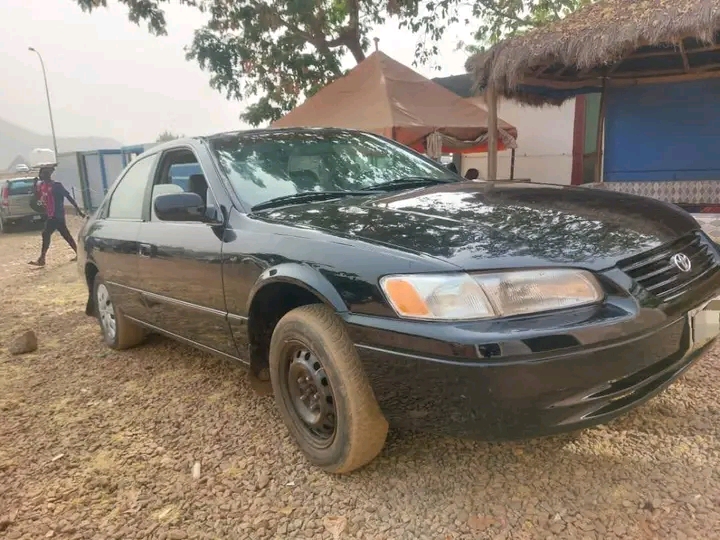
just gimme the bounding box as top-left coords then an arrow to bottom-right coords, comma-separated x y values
75,0 -> 388,126
468,0 -> 594,45
156,130 -> 183,142
396,0 -> 594,62
74,0 -> 193,36
73,0 -> 592,127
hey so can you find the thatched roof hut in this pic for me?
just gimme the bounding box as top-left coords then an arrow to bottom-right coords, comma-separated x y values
467,0 -> 720,105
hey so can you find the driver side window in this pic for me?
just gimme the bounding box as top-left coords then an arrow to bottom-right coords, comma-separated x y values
150,149 -> 215,222
108,154 -> 157,220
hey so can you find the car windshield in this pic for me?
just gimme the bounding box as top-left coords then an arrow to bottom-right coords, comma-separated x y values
208,130 -> 458,208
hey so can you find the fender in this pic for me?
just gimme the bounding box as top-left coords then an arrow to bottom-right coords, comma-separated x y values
245,262 -> 349,314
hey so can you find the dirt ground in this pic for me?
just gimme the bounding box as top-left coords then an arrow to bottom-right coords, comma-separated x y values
1,217 -> 720,540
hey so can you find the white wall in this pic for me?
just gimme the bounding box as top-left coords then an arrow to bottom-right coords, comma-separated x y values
462,97 -> 576,185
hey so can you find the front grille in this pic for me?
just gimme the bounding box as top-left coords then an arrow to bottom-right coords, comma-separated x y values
618,232 -> 719,303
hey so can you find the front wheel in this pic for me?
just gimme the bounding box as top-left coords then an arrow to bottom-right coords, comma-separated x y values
93,275 -> 145,350
269,304 -> 388,474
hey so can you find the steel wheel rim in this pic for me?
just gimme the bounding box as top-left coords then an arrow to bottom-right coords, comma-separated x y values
282,341 -> 337,448
96,284 -> 117,341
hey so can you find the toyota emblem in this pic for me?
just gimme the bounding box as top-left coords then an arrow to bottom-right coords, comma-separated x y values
671,253 -> 692,273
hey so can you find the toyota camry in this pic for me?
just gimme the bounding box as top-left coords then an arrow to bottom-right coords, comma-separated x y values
77,128 -> 720,473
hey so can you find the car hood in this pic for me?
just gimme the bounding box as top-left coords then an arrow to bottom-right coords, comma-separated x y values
251,181 -> 698,271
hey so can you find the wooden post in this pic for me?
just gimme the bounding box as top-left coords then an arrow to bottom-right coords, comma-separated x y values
594,79 -> 607,184
486,85 -> 498,181
510,148 -> 516,181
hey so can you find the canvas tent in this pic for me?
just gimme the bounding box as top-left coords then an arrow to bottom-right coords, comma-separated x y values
271,51 -> 517,157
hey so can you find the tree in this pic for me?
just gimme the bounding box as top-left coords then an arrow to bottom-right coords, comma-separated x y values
156,130 -> 183,142
74,0 -> 591,126
396,0 -> 594,58
75,0 -> 462,126
467,0 -> 594,52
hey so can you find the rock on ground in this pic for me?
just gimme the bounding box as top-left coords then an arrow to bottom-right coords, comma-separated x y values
1,217 -> 720,540
8,330 -> 37,355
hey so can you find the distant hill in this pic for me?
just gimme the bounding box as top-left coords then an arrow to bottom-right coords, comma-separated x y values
0,117 -> 122,170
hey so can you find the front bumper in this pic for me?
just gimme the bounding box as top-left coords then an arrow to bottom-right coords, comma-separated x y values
343,288 -> 720,440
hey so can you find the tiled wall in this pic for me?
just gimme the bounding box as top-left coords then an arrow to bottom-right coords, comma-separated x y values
588,180 -> 720,204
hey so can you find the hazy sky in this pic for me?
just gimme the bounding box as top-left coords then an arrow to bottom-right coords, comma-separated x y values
0,0 -> 470,146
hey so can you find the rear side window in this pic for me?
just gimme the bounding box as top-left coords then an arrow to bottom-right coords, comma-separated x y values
8,180 -> 35,196
108,155 -> 156,220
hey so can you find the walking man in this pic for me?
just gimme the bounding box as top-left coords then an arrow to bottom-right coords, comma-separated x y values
28,165 -> 85,267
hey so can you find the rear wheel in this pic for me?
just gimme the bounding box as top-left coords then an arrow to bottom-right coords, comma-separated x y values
93,276 -> 145,350
269,304 -> 388,474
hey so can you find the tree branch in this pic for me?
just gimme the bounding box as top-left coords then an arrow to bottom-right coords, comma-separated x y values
476,0 -> 529,26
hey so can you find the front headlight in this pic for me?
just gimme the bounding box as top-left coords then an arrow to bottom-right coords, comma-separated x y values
380,269 -> 603,321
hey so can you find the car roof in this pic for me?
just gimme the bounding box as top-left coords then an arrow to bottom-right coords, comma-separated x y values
142,127 -> 372,156
164,127 -> 365,144
206,127 -> 362,139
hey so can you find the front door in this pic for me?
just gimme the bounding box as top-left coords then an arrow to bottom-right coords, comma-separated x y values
136,148 -> 235,355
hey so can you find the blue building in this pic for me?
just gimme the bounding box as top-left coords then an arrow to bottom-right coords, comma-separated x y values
469,0 -> 720,211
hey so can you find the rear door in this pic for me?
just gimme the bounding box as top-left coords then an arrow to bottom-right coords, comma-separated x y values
85,153 -> 158,319
7,178 -> 37,218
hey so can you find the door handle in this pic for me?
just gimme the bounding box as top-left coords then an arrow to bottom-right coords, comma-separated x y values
138,243 -> 154,258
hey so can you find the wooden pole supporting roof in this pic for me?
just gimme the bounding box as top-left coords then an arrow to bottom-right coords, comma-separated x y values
486,85 -> 498,181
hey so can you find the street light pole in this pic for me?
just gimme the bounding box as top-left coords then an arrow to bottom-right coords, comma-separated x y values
28,47 -> 59,161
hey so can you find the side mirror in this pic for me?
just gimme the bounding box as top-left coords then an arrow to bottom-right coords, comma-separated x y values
154,192 -> 205,222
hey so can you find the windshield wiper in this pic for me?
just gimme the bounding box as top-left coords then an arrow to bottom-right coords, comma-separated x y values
361,176 -> 455,191
250,190 -> 380,212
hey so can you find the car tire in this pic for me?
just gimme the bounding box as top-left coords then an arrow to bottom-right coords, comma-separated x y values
93,275 -> 145,350
269,304 -> 388,474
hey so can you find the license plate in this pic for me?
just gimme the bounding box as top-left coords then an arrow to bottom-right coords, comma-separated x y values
32,215 -> 42,221
688,295 -> 720,352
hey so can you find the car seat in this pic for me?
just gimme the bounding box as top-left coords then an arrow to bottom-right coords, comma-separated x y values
188,174 -> 208,206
